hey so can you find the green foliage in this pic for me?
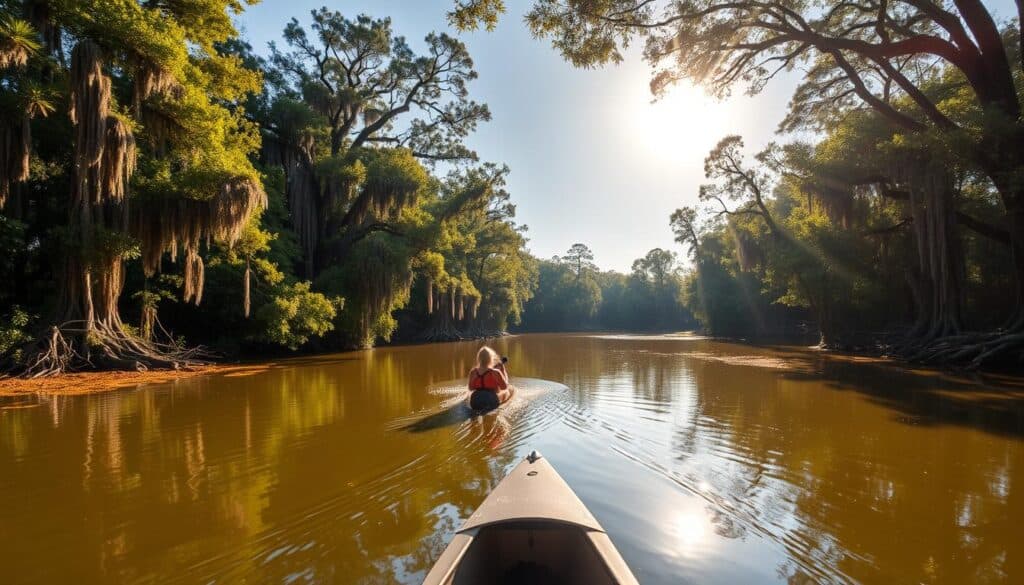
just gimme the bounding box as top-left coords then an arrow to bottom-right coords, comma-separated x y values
561,243 -> 596,280
687,271 -> 767,337
448,0 -> 505,31
316,232 -> 414,348
624,248 -> 689,330
256,282 -> 342,350
0,0 -> 270,364
516,244 -> 605,330
523,0 -> 1023,351
246,9 -> 511,350
680,107 -> 1013,343
0,15 -> 41,67
269,9 -> 489,161
255,167 -> 303,272
520,246 -> 693,333
131,287 -> 175,307
525,0 -> 642,68
0,306 -> 31,362
520,258 -> 599,330
177,169 -> 349,352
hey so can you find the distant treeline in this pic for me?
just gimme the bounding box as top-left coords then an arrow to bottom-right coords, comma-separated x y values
513,244 -> 695,334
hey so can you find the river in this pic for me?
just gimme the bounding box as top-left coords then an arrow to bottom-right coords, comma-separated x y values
1,333 -> 1022,584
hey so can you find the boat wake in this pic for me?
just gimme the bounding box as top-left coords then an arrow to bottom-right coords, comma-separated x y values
384,377 -> 567,434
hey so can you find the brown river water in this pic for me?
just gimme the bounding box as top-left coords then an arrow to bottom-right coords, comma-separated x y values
2,333 -> 1023,584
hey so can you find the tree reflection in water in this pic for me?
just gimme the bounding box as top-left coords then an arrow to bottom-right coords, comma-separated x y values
1,334 -> 1022,583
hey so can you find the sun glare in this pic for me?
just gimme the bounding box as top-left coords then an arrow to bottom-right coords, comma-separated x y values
628,82 -> 736,164
672,509 -> 710,557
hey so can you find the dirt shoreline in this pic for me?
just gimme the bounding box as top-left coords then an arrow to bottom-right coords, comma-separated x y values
0,334 -> 513,397
0,364 -> 258,396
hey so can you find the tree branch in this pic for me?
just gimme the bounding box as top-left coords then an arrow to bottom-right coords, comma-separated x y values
956,211 -> 1010,245
864,217 -> 911,235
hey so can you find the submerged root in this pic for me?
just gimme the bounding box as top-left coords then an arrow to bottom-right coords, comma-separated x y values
2,322 -> 207,378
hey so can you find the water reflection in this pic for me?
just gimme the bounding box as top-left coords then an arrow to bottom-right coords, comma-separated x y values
671,507 -> 711,558
1,334 -> 1022,584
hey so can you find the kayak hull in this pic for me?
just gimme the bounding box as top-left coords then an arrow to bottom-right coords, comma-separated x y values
423,452 -> 638,585
467,385 -> 515,412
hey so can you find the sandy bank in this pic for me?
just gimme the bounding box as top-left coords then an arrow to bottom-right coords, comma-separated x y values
0,364 -> 264,396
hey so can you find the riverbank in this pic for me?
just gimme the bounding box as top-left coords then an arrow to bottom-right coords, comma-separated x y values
3,332 -> 1021,398
0,364 -> 265,396
0,331 -> 515,396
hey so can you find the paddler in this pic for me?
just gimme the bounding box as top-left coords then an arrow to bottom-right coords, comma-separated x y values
467,346 -> 514,410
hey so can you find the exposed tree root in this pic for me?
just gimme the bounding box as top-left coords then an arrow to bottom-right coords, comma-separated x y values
887,329 -> 1024,370
809,326 -> 1024,371
419,322 -> 506,343
2,321 -> 207,378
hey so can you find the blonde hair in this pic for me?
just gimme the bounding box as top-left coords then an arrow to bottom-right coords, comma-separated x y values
476,346 -> 499,370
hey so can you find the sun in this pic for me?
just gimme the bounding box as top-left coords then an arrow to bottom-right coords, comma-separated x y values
627,81 -> 736,165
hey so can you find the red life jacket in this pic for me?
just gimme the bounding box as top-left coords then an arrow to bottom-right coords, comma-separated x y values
469,368 -> 503,391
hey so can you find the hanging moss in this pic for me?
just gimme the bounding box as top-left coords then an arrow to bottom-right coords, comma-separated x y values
135,176 -> 266,280
812,186 -> 854,229
6,0 -> 269,376
289,134 -> 320,265
732,228 -> 763,272
426,277 -> 434,314
100,115 -> 136,202
183,245 -> 205,305
130,55 -> 178,115
243,259 -> 252,318
69,41 -> 110,173
362,108 -> 383,126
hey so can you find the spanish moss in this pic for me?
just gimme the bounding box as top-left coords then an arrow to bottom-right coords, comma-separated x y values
243,259 -> 251,318
69,41 -> 109,172
426,278 -> 434,314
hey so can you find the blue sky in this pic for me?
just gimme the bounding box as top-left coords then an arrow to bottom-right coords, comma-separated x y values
238,0 -> 1019,272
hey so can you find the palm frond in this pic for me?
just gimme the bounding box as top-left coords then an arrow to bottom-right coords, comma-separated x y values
0,17 -> 41,69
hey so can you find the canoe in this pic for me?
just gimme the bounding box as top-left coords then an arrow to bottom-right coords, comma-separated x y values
423,451 -> 639,585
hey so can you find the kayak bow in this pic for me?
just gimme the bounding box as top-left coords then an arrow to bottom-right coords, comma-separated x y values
423,451 -> 639,585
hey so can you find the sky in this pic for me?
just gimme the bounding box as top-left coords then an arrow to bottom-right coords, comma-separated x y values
238,0 -> 1019,272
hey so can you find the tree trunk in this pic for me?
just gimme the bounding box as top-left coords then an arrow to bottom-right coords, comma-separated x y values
901,159 -> 964,342
924,171 -> 964,338
330,129 -> 343,157
977,125 -> 1024,329
421,291 -> 465,342
1006,201 -> 1024,329
817,271 -> 835,348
